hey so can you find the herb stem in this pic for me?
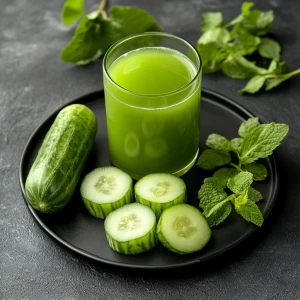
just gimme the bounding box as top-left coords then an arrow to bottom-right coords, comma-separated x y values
230,163 -> 242,172
98,0 -> 108,19
98,0 -> 107,12
266,68 -> 300,79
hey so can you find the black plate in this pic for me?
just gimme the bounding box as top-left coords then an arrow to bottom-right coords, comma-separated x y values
19,89 -> 279,269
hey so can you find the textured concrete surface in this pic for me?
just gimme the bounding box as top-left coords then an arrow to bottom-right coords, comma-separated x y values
1,0 -> 300,299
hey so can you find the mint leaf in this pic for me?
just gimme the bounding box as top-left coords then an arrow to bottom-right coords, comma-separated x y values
206,134 -> 233,151
201,12 -> 223,31
238,117 -> 259,138
61,6 -> 162,65
239,123 -> 289,165
230,137 -> 243,152
213,167 -> 239,188
230,31 -> 261,57
241,162 -> 268,181
239,75 -> 267,94
265,74 -> 293,91
241,2 -> 254,15
204,198 -> 232,227
61,0 -> 85,26
227,171 -> 253,194
234,192 -> 264,226
248,186 -> 263,202
258,37 -> 281,61
240,9 -> 274,36
197,149 -> 231,170
197,42 -> 227,73
108,6 -> 162,38
61,16 -> 107,65
221,56 -> 268,79
198,27 -> 231,45
198,177 -> 228,211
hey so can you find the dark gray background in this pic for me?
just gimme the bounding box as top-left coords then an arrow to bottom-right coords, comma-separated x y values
1,0 -> 299,299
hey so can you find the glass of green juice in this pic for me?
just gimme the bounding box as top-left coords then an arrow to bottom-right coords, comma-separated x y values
103,32 -> 202,180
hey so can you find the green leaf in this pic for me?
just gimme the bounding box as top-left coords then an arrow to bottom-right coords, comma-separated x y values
206,134 -> 233,151
238,117 -> 259,138
240,10 -> 274,36
241,2 -> 254,15
230,31 -> 261,57
227,171 -> 253,194
198,27 -> 231,45
212,167 -> 239,188
248,186 -> 263,202
61,6 -> 162,65
197,149 -> 232,170
230,137 -> 243,152
201,12 -> 223,32
234,192 -> 264,226
61,16 -> 107,65
238,75 -> 267,94
239,123 -> 289,164
108,6 -> 163,38
204,199 -> 232,227
241,162 -> 268,181
265,74 -> 293,91
221,56 -> 268,79
198,177 -> 228,211
61,0 -> 85,26
258,37 -> 281,61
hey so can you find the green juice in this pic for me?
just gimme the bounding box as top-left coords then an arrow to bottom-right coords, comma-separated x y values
104,47 -> 201,179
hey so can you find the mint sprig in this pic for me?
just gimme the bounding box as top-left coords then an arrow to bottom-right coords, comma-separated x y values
197,1 -> 300,94
197,117 -> 289,227
60,0 -> 162,65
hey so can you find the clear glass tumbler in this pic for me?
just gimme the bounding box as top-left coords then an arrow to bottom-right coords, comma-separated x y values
103,32 -> 202,180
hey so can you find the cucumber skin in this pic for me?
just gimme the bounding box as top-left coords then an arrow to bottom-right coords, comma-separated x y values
135,194 -> 186,219
105,225 -> 157,255
25,104 -> 97,213
82,185 -> 133,219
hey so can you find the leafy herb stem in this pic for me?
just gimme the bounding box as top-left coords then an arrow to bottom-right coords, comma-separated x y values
87,0 -> 108,20
230,163 -> 242,171
265,68 -> 300,79
98,0 -> 108,19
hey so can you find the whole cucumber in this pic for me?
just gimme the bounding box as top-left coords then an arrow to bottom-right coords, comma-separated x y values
25,104 -> 97,213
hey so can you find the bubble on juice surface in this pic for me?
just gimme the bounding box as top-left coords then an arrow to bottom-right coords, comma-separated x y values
124,131 -> 140,157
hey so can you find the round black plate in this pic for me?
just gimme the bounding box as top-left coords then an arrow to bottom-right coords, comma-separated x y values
19,89 -> 279,269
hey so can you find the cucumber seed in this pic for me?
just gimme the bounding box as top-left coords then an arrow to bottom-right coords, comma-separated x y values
94,176 -> 117,194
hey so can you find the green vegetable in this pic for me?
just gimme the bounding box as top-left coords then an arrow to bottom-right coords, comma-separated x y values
61,0 -> 85,26
197,117 -> 289,227
25,104 -> 97,213
80,166 -> 133,219
156,203 -> 212,254
60,0 -> 162,65
196,1 -> 300,94
104,202 -> 157,255
134,173 -> 186,218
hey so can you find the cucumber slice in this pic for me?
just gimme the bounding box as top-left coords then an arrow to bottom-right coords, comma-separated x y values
157,203 -> 212,254
104,202 -> 157,255
134,173 -> 186,218
80,166 -> 133,219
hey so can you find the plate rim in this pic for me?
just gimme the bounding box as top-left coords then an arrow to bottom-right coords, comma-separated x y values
18,88 -> 279,269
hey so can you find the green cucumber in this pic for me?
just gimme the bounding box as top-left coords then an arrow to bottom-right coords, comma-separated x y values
156,203 -> 212,254
80,166 -> 133,219
104,202 -> 157,255
134,173 -> 187,218
25,104 -> 97,213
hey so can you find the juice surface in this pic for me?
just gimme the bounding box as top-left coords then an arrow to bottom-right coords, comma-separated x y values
104,47 -> 201,179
